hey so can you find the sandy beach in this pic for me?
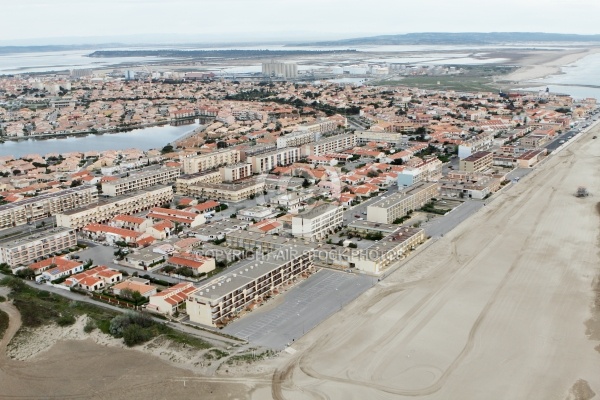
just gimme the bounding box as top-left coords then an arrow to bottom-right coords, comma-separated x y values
262,123 -> 600,400
501,47 -> 600,83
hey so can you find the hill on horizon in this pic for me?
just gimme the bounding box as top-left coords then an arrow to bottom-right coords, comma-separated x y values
290,32 -> 600,46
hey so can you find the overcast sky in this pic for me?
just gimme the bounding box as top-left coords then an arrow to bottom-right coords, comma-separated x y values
1,0 -> 599,45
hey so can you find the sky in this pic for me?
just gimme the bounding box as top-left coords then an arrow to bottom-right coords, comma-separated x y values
1,0 -> 599,45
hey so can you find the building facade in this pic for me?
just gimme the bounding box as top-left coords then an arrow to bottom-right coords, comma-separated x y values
301,134 -> 356,157
0,186 -> 98,229
176,170 -> 222,195
261,61 -> 298,79
248,148 -> 300,174
102,167 -> 181,197
0,227 -> 76,267
188,179 -> 265,202
56,185 -> 173,230
221,163 -> 253,182
367,182 -> 439,224
459,151 -> 493,173
182,149 -> 240,174
187,244 -> 314,327
291,204 -> 343,241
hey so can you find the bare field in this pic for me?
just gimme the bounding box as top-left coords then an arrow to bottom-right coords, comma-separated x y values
265,125 -> 600,400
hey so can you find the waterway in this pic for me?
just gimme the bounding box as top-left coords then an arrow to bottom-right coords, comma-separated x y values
0,120 -> 200,158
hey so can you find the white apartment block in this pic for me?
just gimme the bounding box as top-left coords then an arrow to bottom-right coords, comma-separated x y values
276,130 -> 316,149
187,244 -> 314,327
0,186 -> 98,229
296,118 -> 337,136
367,182 -> 439,224
176,170 -> 222,195
301,134 -> 356,157
182,149 -> 240,174
221,163 -> 253,182
232,109 -> 263,121
458,132 -> 494,158
248,148 -> 300,174
226,230 -> 310,253
291,204 -> 343,241
261,61 -> 298,79
397,157 -> 443,187
56,185 -> 173,230
0,227 -> 76,267
188,179 -> 265,202
355,130 -> 404,146
102,167 -> 181,197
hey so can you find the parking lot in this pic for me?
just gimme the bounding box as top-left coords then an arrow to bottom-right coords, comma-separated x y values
222,269 -> 374,350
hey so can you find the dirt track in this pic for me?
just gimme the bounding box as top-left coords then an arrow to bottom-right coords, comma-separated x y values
265,126 -> 600,400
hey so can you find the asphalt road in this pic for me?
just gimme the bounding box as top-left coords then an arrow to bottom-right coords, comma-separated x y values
422,199 -> 484,238
222,269 -> 374,350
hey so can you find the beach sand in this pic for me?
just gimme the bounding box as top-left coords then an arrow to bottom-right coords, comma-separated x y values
264,122 -> 600,400
501,47 -> 600,83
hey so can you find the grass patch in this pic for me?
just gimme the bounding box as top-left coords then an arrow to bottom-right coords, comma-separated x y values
0,309 -> 8,340
163,331 -> 212,350
373,75 -> 499,92
226,349 -> 274,365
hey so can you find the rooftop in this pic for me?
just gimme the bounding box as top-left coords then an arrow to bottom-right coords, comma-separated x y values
0,227 -> 74,248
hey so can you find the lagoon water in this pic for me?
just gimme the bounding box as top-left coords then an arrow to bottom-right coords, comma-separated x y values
0,121 -> 200,158
522,52 -> 600,100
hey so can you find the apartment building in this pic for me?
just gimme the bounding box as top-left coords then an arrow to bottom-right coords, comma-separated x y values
397,157 -> 443,187
248,148 -> 300,174
237,206 -> 278,221
188,179 -> 265,202
101,167 -> 181,197
176,170 -> 222,195
301,134 -> 356,157
226,230 -> 310,253
221,163 -> 253,182
262,61 -> 298,79
459,151 -> 493,173
291,204 -> 343,241
182,149 -> 240,174
0,227 -> 76,267
458,132 -> 494,158
187,244 -> 314,327
56,185 -> 173,230
355,131 -> 404,146
296,118 -> 338,136
0,186 -> 98,229
367,182 -> 439,224
276,130 -> 317,149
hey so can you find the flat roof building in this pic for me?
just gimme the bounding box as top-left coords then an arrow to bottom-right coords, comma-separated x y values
292,204 -> 343,241
187,244 -> 314,327
367,182 -> 439,224
459,151 -> 493,173
0,227 -> 76,267
182,148 -> 240,174
102,167 -> 181,197
56,185 -> 173,230
0,186 -> 98,229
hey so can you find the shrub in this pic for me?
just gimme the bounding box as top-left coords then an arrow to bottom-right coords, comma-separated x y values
57,313 -> 76,327
0,295 -> 5,302
122,324 -> 152,347
84,319 -> 96,333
